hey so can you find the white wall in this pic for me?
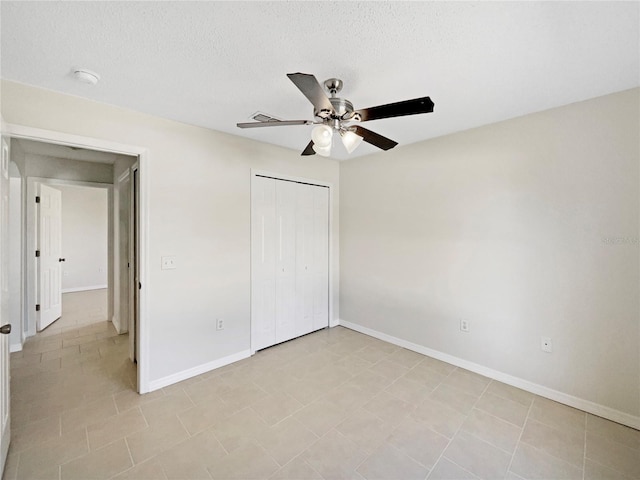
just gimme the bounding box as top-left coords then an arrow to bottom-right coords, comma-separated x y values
340,88 -> 640,423
0,80 -> 340,386
58,185 -> 108,292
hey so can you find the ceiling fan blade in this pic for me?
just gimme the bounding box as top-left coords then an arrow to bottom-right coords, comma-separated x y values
237,120 -> 313,128
287,73 -> 335,116
354,96 -> 434,122
301,141 -> 316,156
352,126 -> 398,151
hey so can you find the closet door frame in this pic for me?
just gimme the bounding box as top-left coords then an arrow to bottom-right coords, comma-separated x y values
250,169 -> 335,355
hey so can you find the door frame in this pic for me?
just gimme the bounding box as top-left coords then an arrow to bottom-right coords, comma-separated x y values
250,169 -> 336,355
3,124 -> 151,393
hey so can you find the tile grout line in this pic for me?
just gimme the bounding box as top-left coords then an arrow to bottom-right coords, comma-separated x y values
123,436 -> 135,470
582,413 -> 587,480
379,355 -> 457,467
418,373 -> 491,479
13,448 -> 22,480
504,391 -> 535,476
517,406 -> 591,474
174,411 -> 192,438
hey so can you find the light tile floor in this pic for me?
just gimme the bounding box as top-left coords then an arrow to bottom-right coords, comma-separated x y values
37,289 -> 109,338
3,295 -> 639,479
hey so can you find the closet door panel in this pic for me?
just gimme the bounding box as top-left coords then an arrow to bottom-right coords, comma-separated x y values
251,177 -> 276,351
312,186 -> 329,330
295,183 -> 314,337
275,180 -> 297,343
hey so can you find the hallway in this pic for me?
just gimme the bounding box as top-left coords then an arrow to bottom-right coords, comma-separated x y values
4,290 -> 134,479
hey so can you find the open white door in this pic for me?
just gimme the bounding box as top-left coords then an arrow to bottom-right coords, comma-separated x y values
132,165 -> 140,368
37,184 -> 62,331
0,138 -> 11,474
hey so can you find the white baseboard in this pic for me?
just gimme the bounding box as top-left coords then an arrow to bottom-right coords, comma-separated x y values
62,285 -> 108,294
147,349 -> 252,392
338,319 -> 640,430
10,343 -> 22,353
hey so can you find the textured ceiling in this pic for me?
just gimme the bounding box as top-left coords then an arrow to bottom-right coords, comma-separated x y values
1,1 -> 638,160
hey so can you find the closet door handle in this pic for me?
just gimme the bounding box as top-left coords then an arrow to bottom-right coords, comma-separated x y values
0,324 -> 11,335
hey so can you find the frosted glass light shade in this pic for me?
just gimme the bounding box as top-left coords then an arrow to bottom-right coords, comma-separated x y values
311,125 -> 333,148
341,130 -> 363,153
312,143 -> 331,157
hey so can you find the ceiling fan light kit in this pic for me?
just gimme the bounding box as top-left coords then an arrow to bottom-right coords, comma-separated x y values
340,130 -> 364,154
237,72 -> 434,158
313,143 -> 332,157
311,125 -> 333,149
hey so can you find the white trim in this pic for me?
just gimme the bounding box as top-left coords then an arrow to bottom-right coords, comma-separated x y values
148,350 -> 251,392
251,169 -> 334,189
117,169 -> 130,183
9,344 -> 22,353
62,285 -> 108,294
113,167 -> 132,337
338,319 -> 640,430
4,123 -> 150,394
5,124 -> 146,156
135,157 -> 150,393
27,177 -> 112,189
250,169 -> 335,354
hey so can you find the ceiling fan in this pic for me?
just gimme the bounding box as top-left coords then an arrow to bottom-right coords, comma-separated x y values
237,73 -> 435,157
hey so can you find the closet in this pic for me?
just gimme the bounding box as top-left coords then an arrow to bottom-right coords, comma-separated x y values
251,175 -> 329,351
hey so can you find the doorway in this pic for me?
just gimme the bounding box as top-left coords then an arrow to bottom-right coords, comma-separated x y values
36,182 -> 110,333
2,126 -> 148,393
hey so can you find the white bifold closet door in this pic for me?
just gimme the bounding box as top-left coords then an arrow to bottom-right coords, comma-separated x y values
252,176 -> 329,351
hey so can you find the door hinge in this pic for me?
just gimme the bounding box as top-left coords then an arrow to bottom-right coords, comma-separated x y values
35,250 -> 40,257
35,196 -> 40,203
35,304 -> 40,311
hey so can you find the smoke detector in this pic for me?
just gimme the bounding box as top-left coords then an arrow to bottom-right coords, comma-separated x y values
72,68 -> 100,85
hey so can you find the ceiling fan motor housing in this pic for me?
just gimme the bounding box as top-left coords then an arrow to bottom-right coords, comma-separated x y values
315,97 -> 354,120
313,78 -> 357,122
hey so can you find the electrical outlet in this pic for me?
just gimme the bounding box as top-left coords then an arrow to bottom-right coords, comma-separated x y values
161,256 -> 176,270
216,319 -> 224,331
460,319 -> 470,333
541,336 -> 553,353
